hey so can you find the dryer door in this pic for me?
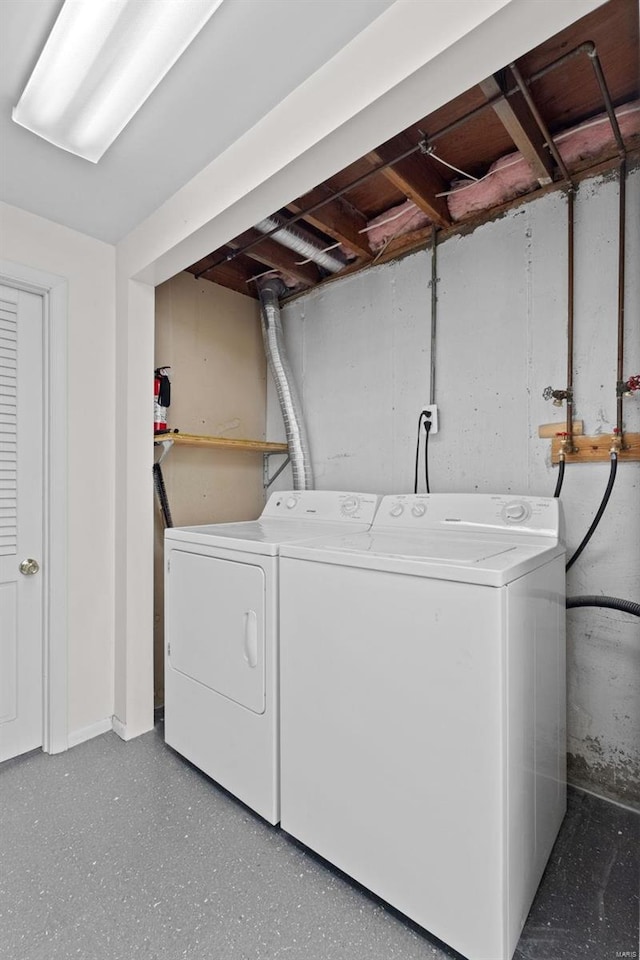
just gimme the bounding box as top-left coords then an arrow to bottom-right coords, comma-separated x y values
167,550 -> 266,714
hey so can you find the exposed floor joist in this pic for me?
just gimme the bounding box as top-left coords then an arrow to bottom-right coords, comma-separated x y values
287,187 -> 372,261
369,133 -> 451,227
228,229 -> 321,288
479,73 -> 555,185
186,0 -> 638,301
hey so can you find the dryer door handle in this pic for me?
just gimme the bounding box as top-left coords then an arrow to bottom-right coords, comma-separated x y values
243,610 -> 258,668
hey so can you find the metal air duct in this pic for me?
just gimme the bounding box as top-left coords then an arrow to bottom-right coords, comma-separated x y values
258,278 -> 314,490
255,216 -> 345,274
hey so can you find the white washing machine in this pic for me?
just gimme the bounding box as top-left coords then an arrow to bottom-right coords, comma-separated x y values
279,493 -> 566,960
164,490 -> 379,824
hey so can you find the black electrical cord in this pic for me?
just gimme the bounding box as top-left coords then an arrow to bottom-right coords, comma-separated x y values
553,457 -> 565,498
413,411 -> 426,493
423,418 -> 432,494
566,453 -> 618,571
567,595 -> 640,617
413,412 -> 433,493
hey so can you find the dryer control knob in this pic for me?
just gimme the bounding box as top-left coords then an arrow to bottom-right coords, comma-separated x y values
389,503 -> 404,518
341,496 -> 360,516
286,496 -> 298,510
411,503 -> 426,518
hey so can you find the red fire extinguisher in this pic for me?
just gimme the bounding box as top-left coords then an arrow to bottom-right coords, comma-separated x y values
154,367 -> 171,433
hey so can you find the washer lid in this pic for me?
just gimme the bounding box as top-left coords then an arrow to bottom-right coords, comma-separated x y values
281,530 -> 564,586
349,534 -> 517,564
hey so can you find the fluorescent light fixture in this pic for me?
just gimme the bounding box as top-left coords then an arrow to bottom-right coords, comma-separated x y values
12,0 -> 224,163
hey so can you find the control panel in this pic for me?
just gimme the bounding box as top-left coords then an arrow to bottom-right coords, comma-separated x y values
263,490 -> 379,525
374,494 -> 560,538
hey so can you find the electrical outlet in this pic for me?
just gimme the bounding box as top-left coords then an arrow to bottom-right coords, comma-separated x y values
423,404 -> 439,434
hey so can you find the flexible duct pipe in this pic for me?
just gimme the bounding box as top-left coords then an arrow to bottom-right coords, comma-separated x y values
258,278 -> 314,490
255,217 -> 345,274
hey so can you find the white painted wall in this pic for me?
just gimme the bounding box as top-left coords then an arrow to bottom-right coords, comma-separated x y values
0,202 -> 116,744
267,169 -> 640,805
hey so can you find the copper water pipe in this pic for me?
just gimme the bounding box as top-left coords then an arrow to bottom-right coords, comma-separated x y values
508,60 -> 577,453
509,61 -> 571,183
565,187 -> 576,454
586,46 -> 626,156
616,157 -> 627,441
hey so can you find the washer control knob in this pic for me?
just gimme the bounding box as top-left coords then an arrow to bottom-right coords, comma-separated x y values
411,503 -> 426,518
503,501 -> 530,523
389,503 -> 404,518
286,496 -> 298,510
341,496 -> 360,516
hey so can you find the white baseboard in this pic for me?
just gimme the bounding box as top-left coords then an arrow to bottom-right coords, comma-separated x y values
67,717 -> 113,748
111,715 -> 130,741
111,713 -> 156,741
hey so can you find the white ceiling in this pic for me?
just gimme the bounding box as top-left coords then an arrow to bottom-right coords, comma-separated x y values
0,0 -> 394,244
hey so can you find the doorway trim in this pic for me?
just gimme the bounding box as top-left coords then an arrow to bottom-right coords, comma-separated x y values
1,259 -> 68,754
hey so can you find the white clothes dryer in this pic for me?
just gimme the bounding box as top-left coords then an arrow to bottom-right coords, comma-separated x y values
279,493 -> 566,960
164,490 -> 379,824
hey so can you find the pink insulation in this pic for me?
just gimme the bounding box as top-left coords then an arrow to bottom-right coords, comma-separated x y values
364,199 -> 431,251
556,101 -> 640,165
448,101 -> 640,222
271,101 -> 639,288
447,151 -> 536,221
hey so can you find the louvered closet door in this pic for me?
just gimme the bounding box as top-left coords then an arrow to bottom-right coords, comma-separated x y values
0,284 -> 43,761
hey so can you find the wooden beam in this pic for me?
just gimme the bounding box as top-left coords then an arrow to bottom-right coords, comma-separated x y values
369,134 -> 451,227
287,187 -> 372,260
192,248 -> 258,298
229,230 -> 321,288
479,75 -> 555,185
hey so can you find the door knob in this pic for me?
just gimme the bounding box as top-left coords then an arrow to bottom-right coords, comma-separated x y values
19,558 -> 40,575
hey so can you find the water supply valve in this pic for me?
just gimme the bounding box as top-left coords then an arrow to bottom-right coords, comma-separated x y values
610,427 -> 623,455
556,431 -> 569,457
543,386 -> 572,407
618,375 -> 640,397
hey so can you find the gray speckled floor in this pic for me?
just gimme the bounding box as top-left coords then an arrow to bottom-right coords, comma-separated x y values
1,725 -> 637,960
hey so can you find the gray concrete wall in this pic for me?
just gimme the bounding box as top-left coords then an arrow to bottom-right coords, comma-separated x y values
267,168 -> 640,806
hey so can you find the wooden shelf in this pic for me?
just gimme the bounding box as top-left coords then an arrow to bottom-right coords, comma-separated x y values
154,432 -> 288,454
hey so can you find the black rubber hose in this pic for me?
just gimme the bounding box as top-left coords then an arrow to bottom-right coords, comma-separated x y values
153,462 -> 173,528
553,457 -> 565,498
566,454 -> 617,571
567,595 -> 640,617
